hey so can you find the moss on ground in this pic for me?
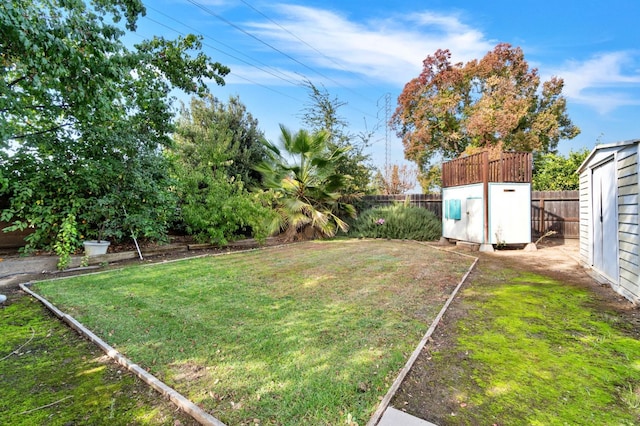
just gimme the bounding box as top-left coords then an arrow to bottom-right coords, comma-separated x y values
0,296 -> 198,426
394,266 -> 640,425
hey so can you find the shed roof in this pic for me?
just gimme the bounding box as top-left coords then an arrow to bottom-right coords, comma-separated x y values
577,138 -> 640,174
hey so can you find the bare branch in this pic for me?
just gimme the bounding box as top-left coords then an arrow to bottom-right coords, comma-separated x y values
0,326 -> 35,362
19,396 -> 74,415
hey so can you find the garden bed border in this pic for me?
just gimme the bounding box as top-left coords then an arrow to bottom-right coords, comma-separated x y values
367,243 -> 479,426
16,240 -> 477,425
19,281 -> 227,426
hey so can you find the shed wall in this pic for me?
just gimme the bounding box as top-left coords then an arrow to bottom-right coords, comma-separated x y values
579,141 -> 640,303
579,170 -> 590,265
488,183 -> 531,244
616,145 -> 640,300
579,145 -> 620,270
442,184 -> 484,243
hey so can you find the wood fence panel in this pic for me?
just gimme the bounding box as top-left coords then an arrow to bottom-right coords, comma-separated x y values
0,221 -> 34,249
530,190 -> 579,239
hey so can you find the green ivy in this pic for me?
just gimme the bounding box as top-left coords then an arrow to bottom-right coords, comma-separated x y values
53,213 -> 80,270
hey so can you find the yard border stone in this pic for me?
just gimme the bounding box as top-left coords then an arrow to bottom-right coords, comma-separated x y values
15,240 -> 473,425
13,242 -> 295,425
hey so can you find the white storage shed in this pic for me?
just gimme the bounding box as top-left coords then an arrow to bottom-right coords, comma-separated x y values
442,151 -> 532,251
577,139 -> 640,303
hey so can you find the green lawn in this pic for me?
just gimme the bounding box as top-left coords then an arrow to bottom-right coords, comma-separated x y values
458,271 -> 640,424
32,239 -> 471,425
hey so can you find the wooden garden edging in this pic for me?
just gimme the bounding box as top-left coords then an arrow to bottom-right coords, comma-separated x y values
366,243 -> 479,426
20,282 -> 227,426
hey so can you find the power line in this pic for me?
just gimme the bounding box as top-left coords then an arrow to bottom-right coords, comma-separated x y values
236,0 -> 380,98
134,19 -> 307,105
139,2 -> 388,130
145,8 -> 301,87
185,0 -> 322,78
184,0 -> 378,119
228,74 -> 305,104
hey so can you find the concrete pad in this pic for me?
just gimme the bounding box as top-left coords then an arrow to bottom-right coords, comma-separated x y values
0,256 -> 58,276
377,407 -> 438,426
438,237 -> 453,246
455,241 -> 480,251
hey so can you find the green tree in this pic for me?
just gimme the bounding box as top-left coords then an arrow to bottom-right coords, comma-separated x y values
418,163 -> 443,194
391,43 -> 580,170
300,80 -> 374,194
174,166 -> 273,245
1,0 -> 228,258
532,148 -> 589,190
171,95 -> 274,244
174,95 -> 268,187
256,125 -> 356,241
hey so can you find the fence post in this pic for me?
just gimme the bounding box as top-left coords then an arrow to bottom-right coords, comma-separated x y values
483,151 -> 489,244
539,195 -> 545,235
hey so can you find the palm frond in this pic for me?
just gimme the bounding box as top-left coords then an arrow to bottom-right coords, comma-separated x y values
254,125 -> 357,241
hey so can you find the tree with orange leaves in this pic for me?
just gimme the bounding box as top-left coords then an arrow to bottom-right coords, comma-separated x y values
391,43 -> 580,171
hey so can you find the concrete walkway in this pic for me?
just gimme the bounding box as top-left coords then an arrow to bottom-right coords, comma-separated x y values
378,407 -> 437,425
0,255 -> 58,278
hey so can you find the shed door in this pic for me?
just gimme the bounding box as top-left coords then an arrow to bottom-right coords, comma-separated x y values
466,197 -> 483,243
592,159 -> 618,281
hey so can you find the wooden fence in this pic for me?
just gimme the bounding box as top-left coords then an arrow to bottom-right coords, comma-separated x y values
442,151 -> 533,187
363,190 -> 579,239
531,190 -> 579,239
361,194 -> 443,219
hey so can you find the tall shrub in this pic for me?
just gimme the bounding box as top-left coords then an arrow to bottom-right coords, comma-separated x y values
349,204 -> 441,241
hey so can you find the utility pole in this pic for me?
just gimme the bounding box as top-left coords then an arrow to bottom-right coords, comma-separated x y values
377,93 -> 391,177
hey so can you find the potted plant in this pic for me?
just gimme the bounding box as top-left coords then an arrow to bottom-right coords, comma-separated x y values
82,196 -> 119,256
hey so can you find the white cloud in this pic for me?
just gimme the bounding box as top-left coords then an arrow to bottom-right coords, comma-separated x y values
240,4 -> 494,87
550,51 -> 640,113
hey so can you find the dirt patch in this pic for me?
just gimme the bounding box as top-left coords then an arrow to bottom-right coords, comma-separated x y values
391,238 -> 640,423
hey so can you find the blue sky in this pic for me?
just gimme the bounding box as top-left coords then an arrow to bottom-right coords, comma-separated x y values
130,0 -> 640,173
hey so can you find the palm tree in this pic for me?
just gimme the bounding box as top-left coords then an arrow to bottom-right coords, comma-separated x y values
255,125 -> 357,241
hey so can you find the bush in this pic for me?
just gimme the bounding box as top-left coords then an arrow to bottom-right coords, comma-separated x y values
349,204 -> 441,241
177,169 -> 275,245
